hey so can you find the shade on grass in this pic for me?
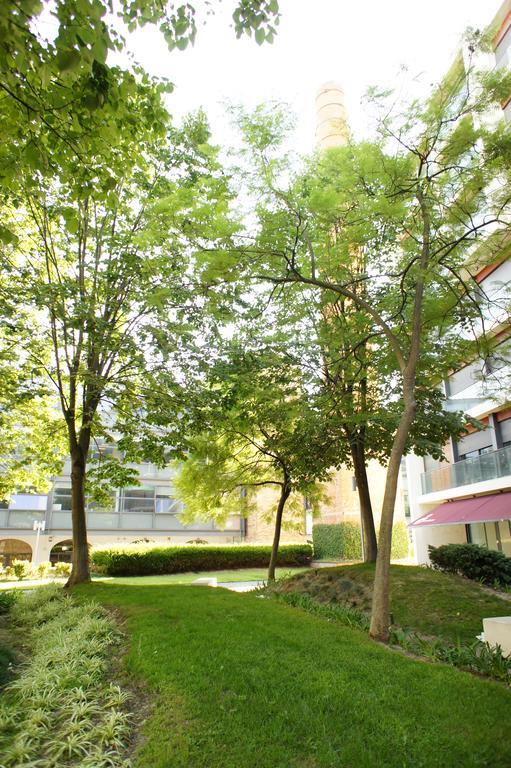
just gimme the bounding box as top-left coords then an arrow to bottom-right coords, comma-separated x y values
78,583 -> 511,768
314,564 -> 511,644
93,567 -> 307,586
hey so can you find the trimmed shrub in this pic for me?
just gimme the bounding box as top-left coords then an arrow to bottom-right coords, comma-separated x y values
313,521 -> 409,561
91,543 -> 313,576
313,523 -> 362,561
11,559 -> 33,581
36,561 -> 52,579
429,543 -> 511,587
391,521 -> 410,559
54,561 -> 72,578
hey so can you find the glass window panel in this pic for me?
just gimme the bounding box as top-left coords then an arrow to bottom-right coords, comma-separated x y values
88,493 -> 116,513
485,523 -> 499,551
449,360 -> 484,396
7,510 -> 45,529
500,418 -> 511,444
8,494 -> 47,511
121,497 -> 154,513
499,521 -> 511,557
53,487 -> 72,511
456,427 -> 492,456
155,497 -> 182,514
123,488 -> 155,499
469,523 -> 487,547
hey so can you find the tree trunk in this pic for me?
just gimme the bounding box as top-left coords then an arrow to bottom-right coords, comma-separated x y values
369,397 -> 416,641
267,482 -> 291,581
350,441 -> 377,562
65,438 -> 91,587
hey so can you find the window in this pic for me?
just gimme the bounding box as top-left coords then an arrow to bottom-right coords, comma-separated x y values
155,496 -> 182,514
459,446 -> 493,461
120,488 -> 155,515
53,487 -> 72,511
90,445 -> 115,461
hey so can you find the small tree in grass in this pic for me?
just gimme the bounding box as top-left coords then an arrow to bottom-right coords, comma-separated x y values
173,342 -> 336,580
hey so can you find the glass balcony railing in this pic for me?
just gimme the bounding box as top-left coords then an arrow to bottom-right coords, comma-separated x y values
421,444 -> 511,494
2,507 -> 237,534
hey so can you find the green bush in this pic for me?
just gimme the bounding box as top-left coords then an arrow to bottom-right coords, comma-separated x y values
391,521 -> 410,559
36,561 -> 52,579
313,523 -> 362,561
11,559 -> 33,581
92,543 -> 313,576
313,521 -> 409,561
429,543 -> 511,587
54,562 -> 72,578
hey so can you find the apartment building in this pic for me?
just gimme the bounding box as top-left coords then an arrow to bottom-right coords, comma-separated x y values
407,0 -> 511,563
0,451 -> 248,565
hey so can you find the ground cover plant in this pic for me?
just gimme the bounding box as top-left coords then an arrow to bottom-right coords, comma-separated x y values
92,543 -> 312,576
267,563 -> 511,644
0,585 -> 131,768
77,582 -> 511,768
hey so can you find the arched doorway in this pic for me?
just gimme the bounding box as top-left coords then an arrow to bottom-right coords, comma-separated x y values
0,539 -> 32,567
50,539 -> 73,564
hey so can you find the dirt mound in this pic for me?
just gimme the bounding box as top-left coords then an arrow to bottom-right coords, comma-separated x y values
269,568 -> 372,613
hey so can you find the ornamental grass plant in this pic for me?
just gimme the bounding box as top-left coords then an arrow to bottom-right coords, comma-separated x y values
0,585 -> 132,768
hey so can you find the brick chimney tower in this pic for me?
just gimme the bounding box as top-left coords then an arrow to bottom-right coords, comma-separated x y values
315,82 -> 349,149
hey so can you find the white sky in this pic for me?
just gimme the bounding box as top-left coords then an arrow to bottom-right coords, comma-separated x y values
117,0 -> 502,152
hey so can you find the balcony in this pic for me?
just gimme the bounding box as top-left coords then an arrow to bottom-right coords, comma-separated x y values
0,506 -> 241,535
421,444 -> 511,494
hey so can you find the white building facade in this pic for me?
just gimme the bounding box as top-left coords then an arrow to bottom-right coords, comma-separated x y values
407,0 -> 511,563
0,456 -> 245,566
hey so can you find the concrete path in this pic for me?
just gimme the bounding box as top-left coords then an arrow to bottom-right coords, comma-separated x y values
218,580 -> 263,592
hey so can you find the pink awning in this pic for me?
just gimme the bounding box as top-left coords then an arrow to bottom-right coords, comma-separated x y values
409,492 -> 511,528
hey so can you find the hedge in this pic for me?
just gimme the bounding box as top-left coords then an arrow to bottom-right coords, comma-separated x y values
313,521 -> 410,561
429,543 -> 511,587
91,543 -> 313,576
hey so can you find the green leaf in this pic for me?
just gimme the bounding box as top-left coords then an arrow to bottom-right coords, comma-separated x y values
255,28 -> 265,45
56,48 -> 82,73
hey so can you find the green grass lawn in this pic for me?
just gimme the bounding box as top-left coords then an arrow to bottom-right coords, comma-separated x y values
0,568 -> 306,591
273,563 -> 511,644
77,582 -> 511,768
92,567 -> 307,585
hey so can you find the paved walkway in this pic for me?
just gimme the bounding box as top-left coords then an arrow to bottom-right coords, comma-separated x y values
218,580 -> 263,592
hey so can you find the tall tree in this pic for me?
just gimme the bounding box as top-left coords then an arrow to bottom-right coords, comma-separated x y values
2,70 -> 233,584
211,48 -> 511,639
